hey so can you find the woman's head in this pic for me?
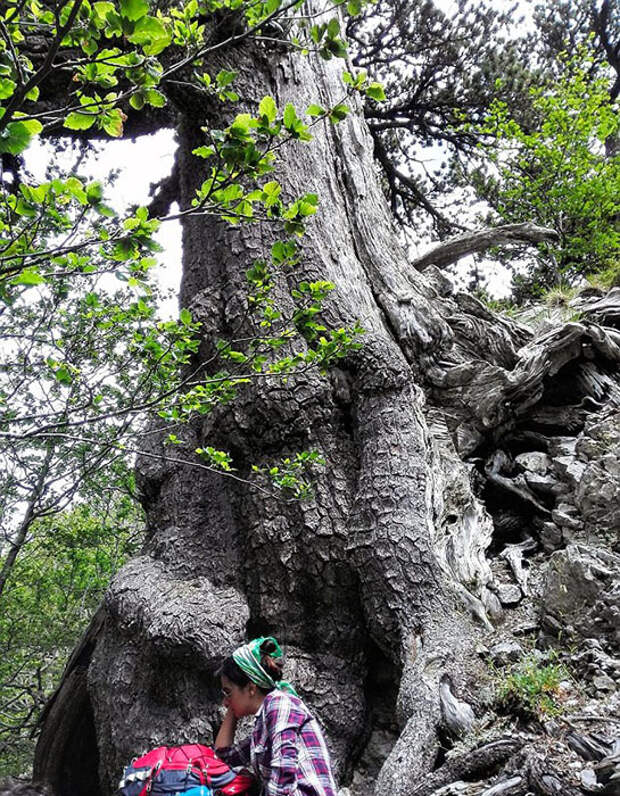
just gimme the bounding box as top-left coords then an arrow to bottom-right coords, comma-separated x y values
222,639 -> 283,688
220,637 -> 290,716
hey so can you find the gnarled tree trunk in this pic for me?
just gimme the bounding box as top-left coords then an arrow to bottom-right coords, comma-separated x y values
34,13 -> 620,796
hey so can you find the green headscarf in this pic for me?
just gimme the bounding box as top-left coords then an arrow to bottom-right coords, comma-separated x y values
232,636 -> 298,696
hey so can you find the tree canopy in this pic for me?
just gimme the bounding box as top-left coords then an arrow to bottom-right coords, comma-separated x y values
463,47 -> 620,301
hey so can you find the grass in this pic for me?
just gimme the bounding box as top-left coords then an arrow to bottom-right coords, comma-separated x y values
496,652 -> 571,720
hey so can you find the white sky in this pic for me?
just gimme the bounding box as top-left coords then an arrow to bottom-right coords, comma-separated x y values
25,0 -> 535,303
26,130 -> 182,318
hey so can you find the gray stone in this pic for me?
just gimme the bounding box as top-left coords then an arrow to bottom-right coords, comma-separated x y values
489,640 -> 523,666
556,500 -> 578,515
551,508 -> 583,531
540,545 -> 620,652
574,410 -> 620,541
549,436 -> 578,458
515,451 -> 551,474
494,583 -> 523,606
525,472 -> 559,495
592,673 -> 616,692
540,522 -> 563,552
481,587 -> 504,622
513,621 -> 539,636
580,768 -> 601,792
553,455 -> 586,486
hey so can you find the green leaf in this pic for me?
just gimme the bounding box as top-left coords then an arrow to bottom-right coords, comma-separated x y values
100,108 -> 124,137
283,103 -> 297,129
216,70 -> 237,88
306,104 -> 324,117
0,78 -> 16,99
0,118 -> 43,154
86,181 -> 104,204
11,268 -> 45,286
192,145 -> 215,159
129,92 -> 145,110
365,82 -> 386,101
327,17 -> 340,36
329,104 -> 349,123
64,111 -> 97,131
93,1 -> 115,21
145,88 -> 166,107
180,308 -> 192,325
119,0 -> 148,21
326,38 -> 347,58
259,96 -> 277,124
129,16 -> 171,54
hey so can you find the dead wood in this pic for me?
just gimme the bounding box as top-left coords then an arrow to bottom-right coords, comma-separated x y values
411,223 -> 559,272
525,752 -> 584,796
408,739 -> 524,796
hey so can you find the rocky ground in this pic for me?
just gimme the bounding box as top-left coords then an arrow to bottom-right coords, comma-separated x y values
345,288 -> 620,796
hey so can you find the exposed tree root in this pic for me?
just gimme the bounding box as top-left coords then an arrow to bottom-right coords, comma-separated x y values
408,738 -> 523,796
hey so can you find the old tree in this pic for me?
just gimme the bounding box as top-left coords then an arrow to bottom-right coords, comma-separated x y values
3,0 -> 619,794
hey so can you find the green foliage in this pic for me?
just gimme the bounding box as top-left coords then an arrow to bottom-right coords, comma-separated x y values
587,259 -> 620,290
496,653 -> 571,720
467,46 -> 620,300
0,0 -> 369,468
0,1 -> 374,709
252,450 -> 326,499
0,494 -> 143,776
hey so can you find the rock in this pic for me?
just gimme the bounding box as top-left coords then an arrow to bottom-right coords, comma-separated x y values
525,472 -> 559,494
580,768 -> 602,792
489,640 -> 523,666
540,546 -> 620,651
480,778 -> 523,795
567,730 -> 612,761
540,521 -> 563,552
494,583 -> 523,606
553,455 -> 586,486
515,451 -> 551,473
574,410 -> 620,544
549,436 -> 577,458
481,587 -> 504,622
551,508 -> 583,531
513,621 -> 539,636
592,673 -> 616,693
439,677 -> 475,736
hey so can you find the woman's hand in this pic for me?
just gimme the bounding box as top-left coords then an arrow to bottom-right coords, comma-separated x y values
215,707 -> 238,749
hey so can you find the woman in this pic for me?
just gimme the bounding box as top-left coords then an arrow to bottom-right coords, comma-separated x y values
215,637 -> 338,796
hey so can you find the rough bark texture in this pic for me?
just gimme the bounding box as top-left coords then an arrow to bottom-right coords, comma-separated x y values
34,17 -> 620,796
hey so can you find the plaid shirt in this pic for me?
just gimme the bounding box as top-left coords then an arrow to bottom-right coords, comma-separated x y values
217,690 -> 338,796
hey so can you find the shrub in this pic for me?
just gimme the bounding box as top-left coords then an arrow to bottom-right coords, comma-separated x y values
496,653 -> 570,720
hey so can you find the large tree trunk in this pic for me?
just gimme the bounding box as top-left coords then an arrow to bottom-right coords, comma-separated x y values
35,30 -> 489,796
33,15 -> 620,796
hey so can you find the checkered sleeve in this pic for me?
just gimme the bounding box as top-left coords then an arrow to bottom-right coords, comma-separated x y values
263,693 -> 300,796
217,736 -> 252,768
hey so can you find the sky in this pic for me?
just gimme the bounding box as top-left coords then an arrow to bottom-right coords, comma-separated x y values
24,0 -> 536,304
26,130 -> 183,318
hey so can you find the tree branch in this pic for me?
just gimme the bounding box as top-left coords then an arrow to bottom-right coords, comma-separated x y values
410,222 -> 559,271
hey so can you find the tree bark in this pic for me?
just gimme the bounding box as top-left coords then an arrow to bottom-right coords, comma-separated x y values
35,26 -> 491,796
33,10 -> 620,796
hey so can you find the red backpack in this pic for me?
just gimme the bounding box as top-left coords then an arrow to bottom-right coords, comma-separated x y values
118,743 -> 254,796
